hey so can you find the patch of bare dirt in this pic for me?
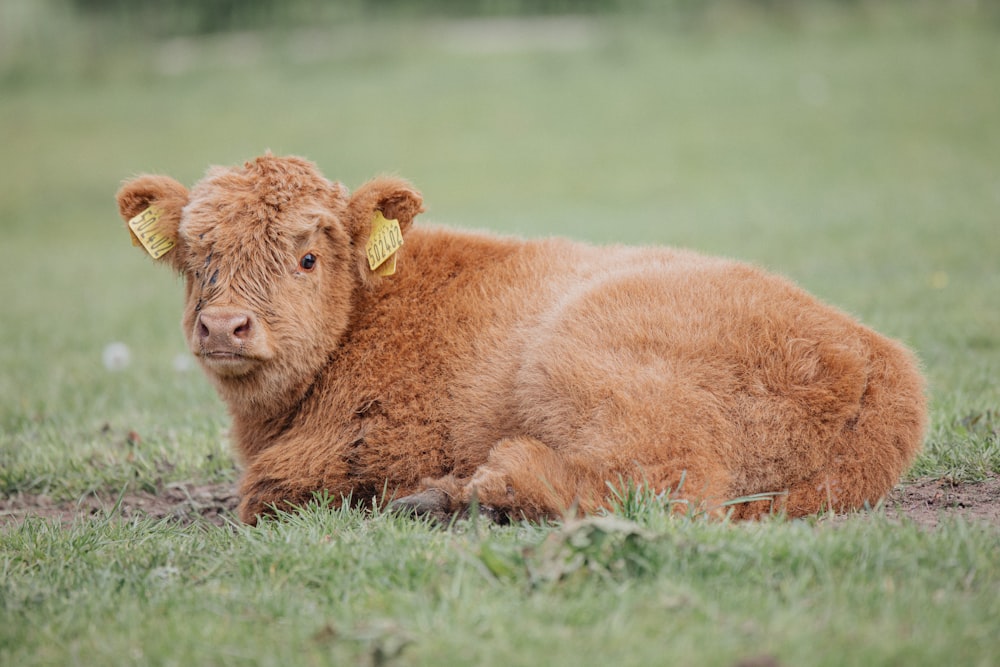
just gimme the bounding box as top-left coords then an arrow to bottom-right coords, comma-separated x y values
0,482 -> 240,528
881,473 -> 1000,528
1,475 -> 998,530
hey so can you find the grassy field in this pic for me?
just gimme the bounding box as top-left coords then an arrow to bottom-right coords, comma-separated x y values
2,3 -> 999,665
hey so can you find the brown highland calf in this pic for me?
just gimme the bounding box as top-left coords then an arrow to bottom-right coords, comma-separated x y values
117,154 -> 926,524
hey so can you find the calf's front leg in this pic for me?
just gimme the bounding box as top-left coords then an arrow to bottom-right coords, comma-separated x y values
237,439 -> 353,525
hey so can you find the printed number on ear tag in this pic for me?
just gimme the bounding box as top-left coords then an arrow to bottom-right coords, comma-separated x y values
374,253 -> 397,277
128,206 -> 176,259
366,211 -> 404,276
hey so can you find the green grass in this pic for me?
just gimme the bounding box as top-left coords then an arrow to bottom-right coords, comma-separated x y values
2,3 -> 999,665
2,504 -> 999,666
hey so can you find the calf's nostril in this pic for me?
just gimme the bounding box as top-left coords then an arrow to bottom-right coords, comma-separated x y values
233,317 -> 252,340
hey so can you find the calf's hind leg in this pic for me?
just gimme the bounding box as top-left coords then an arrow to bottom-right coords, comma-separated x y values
396,436 -> 737,523
396,437 -> 611,522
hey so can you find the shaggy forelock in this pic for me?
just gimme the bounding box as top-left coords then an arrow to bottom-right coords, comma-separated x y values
177,154 -> 344,307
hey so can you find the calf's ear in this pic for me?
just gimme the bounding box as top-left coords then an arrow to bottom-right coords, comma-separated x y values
116,174 -> 189,271
346,176 -> 423,236
345,177 -> 424,285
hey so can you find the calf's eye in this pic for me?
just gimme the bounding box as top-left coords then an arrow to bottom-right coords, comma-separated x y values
299,253 -> 317,271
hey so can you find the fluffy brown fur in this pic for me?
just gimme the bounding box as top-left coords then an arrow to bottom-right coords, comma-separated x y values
117,154 -> 926,524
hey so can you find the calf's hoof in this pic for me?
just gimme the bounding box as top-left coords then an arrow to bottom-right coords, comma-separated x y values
390,488 -> 451,518
390,488 -> 511,525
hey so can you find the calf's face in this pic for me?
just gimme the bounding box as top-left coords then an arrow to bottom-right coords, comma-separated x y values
117,155 -> 422,407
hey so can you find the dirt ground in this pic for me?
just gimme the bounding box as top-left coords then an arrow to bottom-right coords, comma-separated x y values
876,473 -> 1000,528
1,474 -> 999,529
0,482 -> 241,528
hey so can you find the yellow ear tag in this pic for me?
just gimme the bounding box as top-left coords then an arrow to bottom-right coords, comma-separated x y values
365,211 -> 404,276
128,205 -> 176,259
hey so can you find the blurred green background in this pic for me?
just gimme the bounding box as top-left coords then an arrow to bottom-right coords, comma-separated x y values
1,0 -> 998,495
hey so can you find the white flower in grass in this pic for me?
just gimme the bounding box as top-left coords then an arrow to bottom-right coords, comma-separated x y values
102,342 -> 131,371
173,353 -> 194,372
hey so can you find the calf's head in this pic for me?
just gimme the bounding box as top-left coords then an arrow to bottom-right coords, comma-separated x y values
117,155 -> 422,409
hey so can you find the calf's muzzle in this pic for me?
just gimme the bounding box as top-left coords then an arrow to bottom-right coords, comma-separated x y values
197,307 -> 256,353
